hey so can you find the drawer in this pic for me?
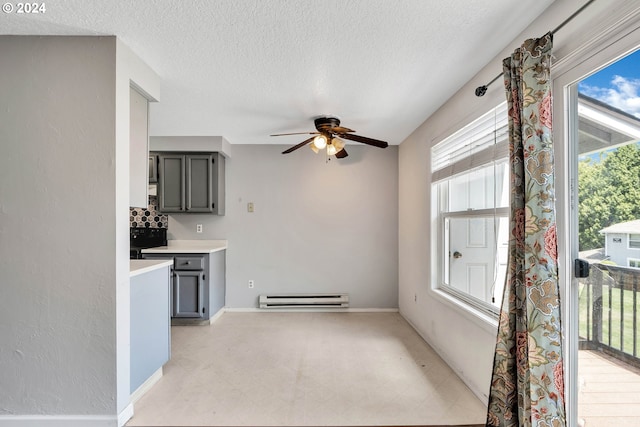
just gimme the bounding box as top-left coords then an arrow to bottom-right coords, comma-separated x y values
174,256 -> 204,270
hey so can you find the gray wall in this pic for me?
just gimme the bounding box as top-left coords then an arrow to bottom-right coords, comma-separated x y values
166,144 -> 399,309
0,37 -> 118,415
397,0 -> 640,403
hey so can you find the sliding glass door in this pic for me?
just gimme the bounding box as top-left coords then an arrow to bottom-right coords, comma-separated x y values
568,48 -> 640,427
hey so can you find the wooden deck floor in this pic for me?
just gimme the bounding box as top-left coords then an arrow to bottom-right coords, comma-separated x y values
578,350 -> 640,426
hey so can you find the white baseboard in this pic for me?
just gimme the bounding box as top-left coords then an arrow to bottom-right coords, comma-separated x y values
224,307 -> 399,313
400,313 -> 489,405
209,306 -> 226,323
0,415 -> 117,427
130,367 -> 163,404
117,403 -> 133,427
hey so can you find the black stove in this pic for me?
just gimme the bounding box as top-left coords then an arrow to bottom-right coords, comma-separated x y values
130,227 -> 167,259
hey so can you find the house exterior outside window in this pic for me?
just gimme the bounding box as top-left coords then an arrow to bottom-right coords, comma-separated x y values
431,103 -> 509,315
600,220 -> 640,266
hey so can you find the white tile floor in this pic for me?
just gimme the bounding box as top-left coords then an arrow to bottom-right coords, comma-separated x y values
126,312 -> 486,426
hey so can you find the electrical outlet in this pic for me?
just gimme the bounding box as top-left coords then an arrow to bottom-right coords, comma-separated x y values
247,202 -> 254,213
248,280 -> 254,288
196,224 -> 203,233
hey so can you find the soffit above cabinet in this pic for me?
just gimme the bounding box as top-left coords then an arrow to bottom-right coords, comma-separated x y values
150,136 -> 232,158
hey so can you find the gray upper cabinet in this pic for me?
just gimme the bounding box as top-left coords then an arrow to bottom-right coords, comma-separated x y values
158,154 -> 185,212
149,153 -> 158,184
186,154 -> 213,213
157,152 -> 225,215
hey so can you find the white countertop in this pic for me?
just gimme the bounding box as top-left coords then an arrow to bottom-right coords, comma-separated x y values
141,239 -> 228,254
130,259 -> 173,278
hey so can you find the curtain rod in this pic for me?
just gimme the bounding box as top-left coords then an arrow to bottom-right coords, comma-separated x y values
474,0 -> 597,97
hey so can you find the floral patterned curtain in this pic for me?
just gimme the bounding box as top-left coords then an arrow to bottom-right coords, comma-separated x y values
486,33 -> 566,427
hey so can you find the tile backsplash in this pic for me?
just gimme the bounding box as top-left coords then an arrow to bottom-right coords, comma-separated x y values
130,196 -> 168,228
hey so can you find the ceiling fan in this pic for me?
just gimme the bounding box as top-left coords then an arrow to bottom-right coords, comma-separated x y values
271,116 -> 389,159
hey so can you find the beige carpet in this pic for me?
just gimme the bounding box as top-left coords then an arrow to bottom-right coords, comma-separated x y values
126,312 -> 486,426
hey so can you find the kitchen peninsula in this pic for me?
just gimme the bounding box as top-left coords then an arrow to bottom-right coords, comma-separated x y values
129,259 -> 172,400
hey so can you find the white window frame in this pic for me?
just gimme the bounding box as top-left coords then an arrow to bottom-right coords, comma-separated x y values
628,258 -> 640,268
628,233 -> 640,249
431,102 -> 509,317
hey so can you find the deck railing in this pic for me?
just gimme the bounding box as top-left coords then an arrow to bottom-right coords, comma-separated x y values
579,263 -> 640,368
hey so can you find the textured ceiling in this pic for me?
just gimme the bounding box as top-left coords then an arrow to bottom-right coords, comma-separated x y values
2,0 -> 554,145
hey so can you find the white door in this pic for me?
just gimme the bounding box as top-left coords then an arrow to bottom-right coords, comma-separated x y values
445,165 -> 509,307
448,216 -> 494,301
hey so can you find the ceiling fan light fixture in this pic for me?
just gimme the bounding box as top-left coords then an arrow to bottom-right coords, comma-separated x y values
313,134 -> 327,149
332,137 -> 345,152
274,116 -> 389,157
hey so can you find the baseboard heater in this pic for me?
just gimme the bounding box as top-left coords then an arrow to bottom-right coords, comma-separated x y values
259,293 -> 349,309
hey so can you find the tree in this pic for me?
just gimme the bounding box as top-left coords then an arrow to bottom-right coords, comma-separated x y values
578,143 -> 640,251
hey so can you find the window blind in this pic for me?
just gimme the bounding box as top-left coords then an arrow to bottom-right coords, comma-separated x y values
432,102 -> 509,182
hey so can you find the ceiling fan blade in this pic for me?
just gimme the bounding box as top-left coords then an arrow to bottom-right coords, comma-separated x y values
335,148 -> 349,158
340,133 -> 389,148
282,136 -> 315,154
331,126 -> 355,133
271,131 -> 319,137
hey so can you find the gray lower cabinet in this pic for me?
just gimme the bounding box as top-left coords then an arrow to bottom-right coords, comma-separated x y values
174,270 -> 204,317
156,152 -> 225,215
142,251 -> 226,321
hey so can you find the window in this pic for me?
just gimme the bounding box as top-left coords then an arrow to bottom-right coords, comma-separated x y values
629,234 -> 640,249
629,258 -> 640,269
432,103 -> 510,315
